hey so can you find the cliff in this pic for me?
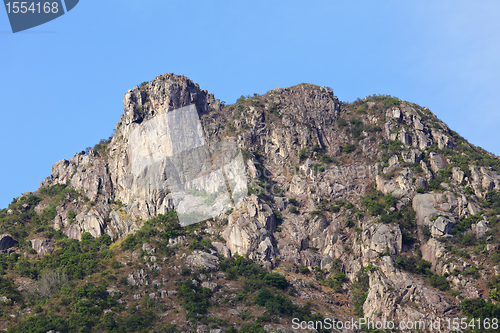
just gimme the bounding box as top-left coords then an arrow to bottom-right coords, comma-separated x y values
1,73 -> 500,332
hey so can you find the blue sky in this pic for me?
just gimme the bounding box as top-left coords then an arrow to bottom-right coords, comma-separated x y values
1,0 -> 499,208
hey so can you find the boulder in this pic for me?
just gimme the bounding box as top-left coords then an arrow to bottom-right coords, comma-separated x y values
201,281 -> 219,292
362,223 -> 402,258
471,220 -> 490,237
452,167 -> 465,183
212,242 -> 231,258
34,202 -> 49,215
186,251 -> 220,271
431,216 -> 454,237
429,153 -> 447,173
30,239 -> 54,257
401,149 -> 423,164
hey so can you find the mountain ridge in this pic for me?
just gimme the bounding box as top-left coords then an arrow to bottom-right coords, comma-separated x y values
1,73 -> 500,332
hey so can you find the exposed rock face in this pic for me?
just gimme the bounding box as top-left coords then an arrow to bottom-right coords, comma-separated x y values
364,256 -> 454,323
0,234 -> 17,252
212,241 -> 231,258
30,239 -> 54,257
401,149 -> 423,164
32,74 -> 500,330
361,223 -> 402,259
221,195 -> 276,260
429,152 -> 447,173
186,251 -> 220,271
201,281 -> 219,292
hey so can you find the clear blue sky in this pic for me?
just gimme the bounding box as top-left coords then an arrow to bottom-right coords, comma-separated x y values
1,0 -> 499,208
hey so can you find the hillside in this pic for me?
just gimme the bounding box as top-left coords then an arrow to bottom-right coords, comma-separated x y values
1,73 -> 500,332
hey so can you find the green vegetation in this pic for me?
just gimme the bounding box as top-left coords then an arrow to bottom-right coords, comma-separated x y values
396,254 -> 450,291
337,118 -> 348,127
361,190 -> 417,245
325,273 -> 345,293
342,143 -> 356,154
460,298 -> 500,333
298,148 -> 309,160
351,270 -> 369,317
177,279 -> 212,319
449,214 -> 482,246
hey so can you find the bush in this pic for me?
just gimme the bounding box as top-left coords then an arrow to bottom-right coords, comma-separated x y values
177,280 -> 212,318
299,266 -> 310,275
337,118 -> 348,127
289,206 -> 299,214
299,148 -> 309,161
326,273 -> 345,293
342,143 -> 356,154
351,270 -> 369,317
263,273 -> 288,289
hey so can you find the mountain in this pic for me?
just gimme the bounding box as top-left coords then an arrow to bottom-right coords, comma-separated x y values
1,73 -> 500,332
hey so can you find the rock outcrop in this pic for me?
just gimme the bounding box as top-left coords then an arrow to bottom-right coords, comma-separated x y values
0,234 -> 17,252
23,74 -> 500,330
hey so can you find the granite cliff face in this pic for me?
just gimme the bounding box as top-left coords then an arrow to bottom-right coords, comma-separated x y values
28,73 -> 500,329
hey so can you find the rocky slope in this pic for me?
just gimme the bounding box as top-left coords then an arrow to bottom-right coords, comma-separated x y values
2,73 -> 500,332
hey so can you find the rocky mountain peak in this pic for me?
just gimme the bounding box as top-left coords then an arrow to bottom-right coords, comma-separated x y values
2,73 -> 500,332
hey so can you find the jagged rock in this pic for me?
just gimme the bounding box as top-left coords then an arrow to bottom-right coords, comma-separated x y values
375,174 -> 406,197
186,251 -> 219,271
429,152 -> 447,173
431,129 -> 455,149
401,149 -> 423,164
388,155 -> 399,167
167,236 -> 186,247
414,130 -> 432,149
212,242 -> 231,258
0,234 -> 17,252
23,74 -> 500,328
201,281 -> 219,292
34,202 -> 49,215
480,167 -> 495,192
106,287 -> 122,297
30,239 -> 54,257
420,160 -> 434,180
387,107 -> 402,119
413,193 -> 441,226
471,219 -> 490,237
361,223 -> 402,258
431,216 -> 454,237
127,269 -> 149,286
468,202 -> 480,215
0,296 -> 11,304
142,243 -> 155,254
421,238 -> 447,272
452,167 -> 465,183
415,177 -> 427,188
363,256 -> 453,324
222,195 -> 276,260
